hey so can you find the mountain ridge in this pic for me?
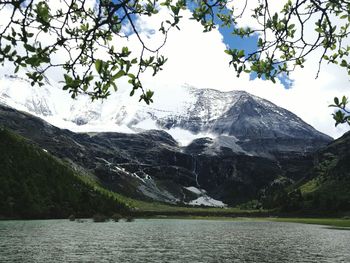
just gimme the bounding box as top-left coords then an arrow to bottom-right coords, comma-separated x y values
0,76 -> 332,159
0,104 -> 285,206
0,76 -> 336,208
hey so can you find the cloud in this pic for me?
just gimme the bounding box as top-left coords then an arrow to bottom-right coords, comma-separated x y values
126,5 -> 349,139
0,2 -> 348,139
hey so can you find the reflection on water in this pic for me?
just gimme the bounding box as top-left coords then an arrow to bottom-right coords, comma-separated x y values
0,219 -> 349,262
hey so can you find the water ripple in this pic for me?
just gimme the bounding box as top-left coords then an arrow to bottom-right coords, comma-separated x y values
0,219 -> 349,262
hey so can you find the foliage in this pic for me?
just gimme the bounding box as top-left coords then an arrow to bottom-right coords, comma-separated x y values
303,150 -> 350,211
329,96 -> 350,126
260,137 -> 350,213
259,177 -> 294,210
0,128 -> 130,219
291,134 -> 350,213
0,0 -> 185,103
223,1 -> 350,79
0,0 -> 349,116
0,127 -> 266,219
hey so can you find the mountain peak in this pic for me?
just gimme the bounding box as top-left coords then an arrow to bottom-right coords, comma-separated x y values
0,76 -> 332,158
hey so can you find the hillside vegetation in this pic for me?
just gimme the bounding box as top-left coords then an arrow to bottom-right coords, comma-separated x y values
0,128 -> 130,219
261,132 -> 350,214
0,124 -> 349,219
297,132 -> 350,213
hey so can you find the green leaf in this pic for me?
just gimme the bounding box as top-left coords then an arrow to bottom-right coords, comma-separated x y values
333,110 -> 346,126
340,60 -> 347,67
26,57 -> 41,66
127,73 -> 135,79
112,70 -> 125,81
111,82 -> 117,91
24,44 -> 36,53
122,47 -> 129,54
334,97 -> 339,105
315,27 -> 323,33
95,59 -> 103,74
342,96 -> 347,106
3,45 -> 11,54
64,74 -> 73,84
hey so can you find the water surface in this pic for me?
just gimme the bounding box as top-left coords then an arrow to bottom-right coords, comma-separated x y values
0,219 -> 349,262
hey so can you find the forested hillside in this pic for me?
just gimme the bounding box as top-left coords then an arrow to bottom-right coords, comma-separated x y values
0,128 -> 129,219
298,132 -> 350,212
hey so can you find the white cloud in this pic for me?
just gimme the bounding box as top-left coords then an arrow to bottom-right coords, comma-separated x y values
125,5 -> 349,139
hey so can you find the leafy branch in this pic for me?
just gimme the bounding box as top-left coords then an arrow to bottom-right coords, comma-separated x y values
329,96 -> 350,126
0,0 -> 188,103
0,0 -> 349,125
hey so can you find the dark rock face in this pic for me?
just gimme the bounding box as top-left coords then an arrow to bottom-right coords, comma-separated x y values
192,153 -> 282,204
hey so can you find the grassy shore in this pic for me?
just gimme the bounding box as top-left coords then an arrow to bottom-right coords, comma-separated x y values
262,217 -> 350,228
128,199 -> 270,217
144,215 -> 350,229
120,196 -> 350,228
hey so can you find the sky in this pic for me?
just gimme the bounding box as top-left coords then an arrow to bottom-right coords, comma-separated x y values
123,1 -> 350,139
0,0 -> 349,139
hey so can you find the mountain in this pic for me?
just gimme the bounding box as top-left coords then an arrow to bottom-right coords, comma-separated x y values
0,128 -> 129,219
0,105 -> 284,207
0,75 -> 332,159
0,75 -> 334,208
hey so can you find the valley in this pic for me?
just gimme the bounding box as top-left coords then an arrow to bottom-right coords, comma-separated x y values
0,78 -> 349,219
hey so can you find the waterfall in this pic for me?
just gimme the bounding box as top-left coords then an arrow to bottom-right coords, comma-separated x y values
191,154 -> 200,188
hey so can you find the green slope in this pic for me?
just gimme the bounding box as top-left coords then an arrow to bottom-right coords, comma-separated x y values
295,132 -> 350,213
1,124 -> 348,219
259,132 -> 350,214
0,128 -> 130,219
298,134 -> 350,212
0,127 -> 265,219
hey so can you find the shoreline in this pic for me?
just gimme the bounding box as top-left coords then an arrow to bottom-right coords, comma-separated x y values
1,215 -> 350,229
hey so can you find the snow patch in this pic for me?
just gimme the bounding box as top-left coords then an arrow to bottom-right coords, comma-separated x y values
133,118 -> 158,130
189,196 -> 226,208
185,186 -> 226,207
166,128 -> 215,146
184,186 -> 204,195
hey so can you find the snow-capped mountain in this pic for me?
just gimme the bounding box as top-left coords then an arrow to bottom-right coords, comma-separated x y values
0,75 -> 332,158
0,75 -> 334,206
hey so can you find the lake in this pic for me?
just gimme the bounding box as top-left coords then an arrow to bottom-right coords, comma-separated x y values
0,219 -> 349,262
